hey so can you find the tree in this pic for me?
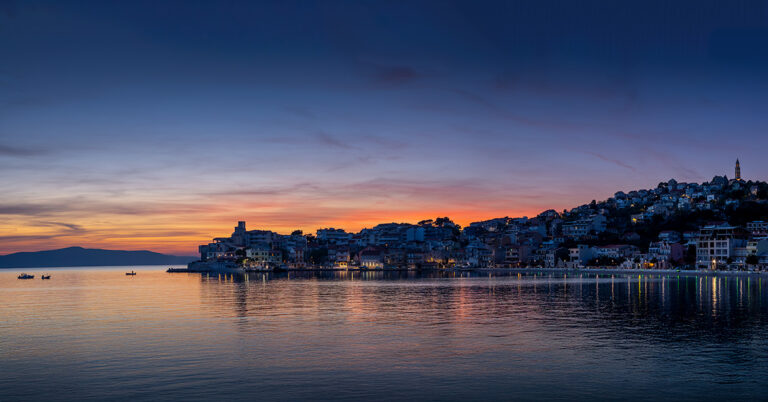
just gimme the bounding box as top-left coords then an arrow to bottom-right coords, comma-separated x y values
235,248 -> 247,265
280,247 -> 290,263
684,245 -> 696,265
307,247 -> 328,264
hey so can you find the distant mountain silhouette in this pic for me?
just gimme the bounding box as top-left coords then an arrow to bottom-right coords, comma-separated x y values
0,247 -> 197,268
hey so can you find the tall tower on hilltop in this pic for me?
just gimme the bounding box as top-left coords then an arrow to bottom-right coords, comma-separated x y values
735,159 -> 742,181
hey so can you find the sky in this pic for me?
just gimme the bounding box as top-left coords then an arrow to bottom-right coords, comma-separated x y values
1,0 -> 768,255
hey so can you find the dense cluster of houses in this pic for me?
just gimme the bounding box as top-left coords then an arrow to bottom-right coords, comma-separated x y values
196,161 -> 768,271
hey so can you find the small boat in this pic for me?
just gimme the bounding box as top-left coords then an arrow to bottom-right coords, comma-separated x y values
166,267 -> 188,273
41,275 -> 51,280
18,273 -> 34,279
126,271 -> 137,276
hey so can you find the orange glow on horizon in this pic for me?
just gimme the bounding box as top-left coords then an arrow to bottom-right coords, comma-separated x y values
0,205 -> 549,256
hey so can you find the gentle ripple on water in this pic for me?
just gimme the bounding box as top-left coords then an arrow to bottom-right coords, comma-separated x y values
1,267 -> 768,401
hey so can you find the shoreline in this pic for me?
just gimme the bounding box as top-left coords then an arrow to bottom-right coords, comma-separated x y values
168,265 -> 768,277
474,267 -> 768,277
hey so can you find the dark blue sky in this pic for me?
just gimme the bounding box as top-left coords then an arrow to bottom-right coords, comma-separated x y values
1,0 -> 767,253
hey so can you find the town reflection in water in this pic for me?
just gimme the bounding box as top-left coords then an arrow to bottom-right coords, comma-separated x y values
3,269 -> 768,401
198,270 -> 768,344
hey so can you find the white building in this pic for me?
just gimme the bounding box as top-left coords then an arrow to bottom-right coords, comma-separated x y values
316,228 -> 352,244
696,225 -> 747,269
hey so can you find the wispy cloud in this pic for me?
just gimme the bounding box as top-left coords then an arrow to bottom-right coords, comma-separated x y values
0,234 -> 59,243
313,131 -> 356,150
640,148 -> 702,181
0,203 -> 60,215
37,221 -> 85,232
373,65 -> 422,86
585,151 -> 636,171
451,89 -> 590,132
0,199 -> 218,217
0,143 -> 47,157
208,182 -> 322,197
493,71 -> 638,106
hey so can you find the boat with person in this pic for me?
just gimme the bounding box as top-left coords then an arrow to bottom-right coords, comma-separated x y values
126,270 -> 137,276
18,273 -> 34,279
41,275 -> 51,280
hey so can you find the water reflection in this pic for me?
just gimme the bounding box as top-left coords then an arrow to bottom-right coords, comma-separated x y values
2,268 -> 768,401
196,271 -> 768,331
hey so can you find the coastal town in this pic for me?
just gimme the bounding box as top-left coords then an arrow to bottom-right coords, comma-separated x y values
191,160 -> 768,273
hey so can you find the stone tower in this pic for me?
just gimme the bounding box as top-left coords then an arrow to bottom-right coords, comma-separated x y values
735,159 -> 741,181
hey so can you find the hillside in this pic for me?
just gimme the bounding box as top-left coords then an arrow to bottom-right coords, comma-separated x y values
0,247 -> 197,268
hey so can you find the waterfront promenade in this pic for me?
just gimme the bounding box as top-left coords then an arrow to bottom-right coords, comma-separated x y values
170,264 -> 768,277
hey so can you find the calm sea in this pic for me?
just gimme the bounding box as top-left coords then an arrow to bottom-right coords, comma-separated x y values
1,267 -> 768,401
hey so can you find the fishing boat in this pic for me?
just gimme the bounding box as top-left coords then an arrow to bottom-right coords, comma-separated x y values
41,275 -> 51,280
126,270 -> 137,276
18,273 -> 34,279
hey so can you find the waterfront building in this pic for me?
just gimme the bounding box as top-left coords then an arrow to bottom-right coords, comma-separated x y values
246,244 -> 282,266
567,245 -> 595,268
594,244 -> 636,259
329,247 -> 350,268
466,240 -> 492,267
648,242 -> 684,264
406,250 -> 425,269
359,247 -> 384,269
545,247 -> 569,267
696,224 -> 748,269
504,245 -> 531,266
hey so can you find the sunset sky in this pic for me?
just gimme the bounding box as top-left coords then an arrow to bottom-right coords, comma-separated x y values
2,0 -> 768,255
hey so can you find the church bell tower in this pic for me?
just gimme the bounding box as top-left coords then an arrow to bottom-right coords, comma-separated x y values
735,159 -> 742,181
